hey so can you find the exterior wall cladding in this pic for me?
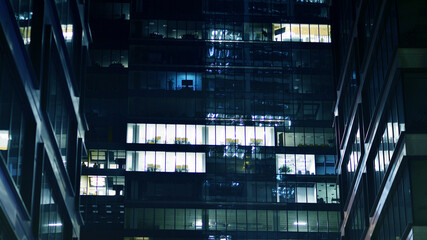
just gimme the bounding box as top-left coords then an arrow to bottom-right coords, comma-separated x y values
81,0 -> 342,240
331,0 -> 427,239
0,0 -> 89,238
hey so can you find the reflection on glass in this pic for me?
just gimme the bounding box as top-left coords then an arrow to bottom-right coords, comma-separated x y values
20,27 -> 31,45
61,24 -> 73,42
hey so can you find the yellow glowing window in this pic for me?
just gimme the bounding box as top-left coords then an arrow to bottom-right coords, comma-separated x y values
61,24 -> 73,41
310,25 -> 319,42
0,130 -> 8,150
319,25 -> 329,42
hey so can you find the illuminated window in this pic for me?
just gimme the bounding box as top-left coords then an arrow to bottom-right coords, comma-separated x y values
277,154 -> 316,175
80,175 -> 124,196
0,130 -> 9,150
126,151 -> 206,173
273,23 -> 331,43
61,24 -> 73,42
127,123 -> 275,146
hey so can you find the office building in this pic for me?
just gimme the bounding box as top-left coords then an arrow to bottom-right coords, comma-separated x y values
0,0 -> 89,238
80,0 -> 341,239
331,0 -> 427,239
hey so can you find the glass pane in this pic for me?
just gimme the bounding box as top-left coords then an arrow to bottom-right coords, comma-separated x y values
165,209 -> 175,229
216,125 -> 225,145
236,210 -> 247,230
175,209 -> 185,230
186,152 -> 195,173
307,183 -> 317,203
176,152 -> 186,172
296,184 -> 307,203
137,123 -> 146,143
165,152 -> 175,172
291,24 -> 301,42
185,209 -> 195,230
166,124 -> 175,144
196,153 -> 205,173
176,125 -> 186,144
216,209 -> 226,230
257,210 -> 267,231
319,24 -> 329,42
265,127 -> 274,146
295,154 -> 306,174
186,125 -> 195,145
317,183 -> 327,204
297,210 -> 308,232
195,209 -> 203,230
196,125 -> 204,144
310,24 -> 319,42
126,151 -> 134,171
208,209 -> 216,230
156,124 -> 166,144
146,152 -> 155,171
226,209 -> 236,231
146,124 -> 156,143
285,131 -> 295,146
306,154 -> 316,175
301,24 -> 310,42
226,126 -> 235,145
308,211 -> 318,232
156,151 -> 165,172
288,211 -> 297,231
278,210 -> 287,231
137,151 -> 146,171
318,211 -> 328,232
127,124 -> 134,143
255,127 -> 265,146
276,154 -> 286,174
247,210 -> 257,231
246,126 -> 255,146
236,126 -> 245,145
207,125 -> 215,145
155,208 -> 165,230
286,154 -> 296,174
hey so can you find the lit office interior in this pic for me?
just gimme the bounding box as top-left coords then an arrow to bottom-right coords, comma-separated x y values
133,20 -> 330,43
127,123 -> 334,147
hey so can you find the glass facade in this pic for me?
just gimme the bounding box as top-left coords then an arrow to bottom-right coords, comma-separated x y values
84,149 -> 126,169
80,175 -> 125,196
39,171 -> 64,240
134,19 -> 331,43
0,40 -> 36,216
332,0 -> 427,238
124,0 -> 339,238
46,55 -> 71,167
0,52 -> 35,191
370,83 -> 405,199
374,166 -> 412,240
126,208 -> 340,233
0,0 -> 88,236
345,182 -> 367,240
81,0 -> 340,239
9,0 -> 33,45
